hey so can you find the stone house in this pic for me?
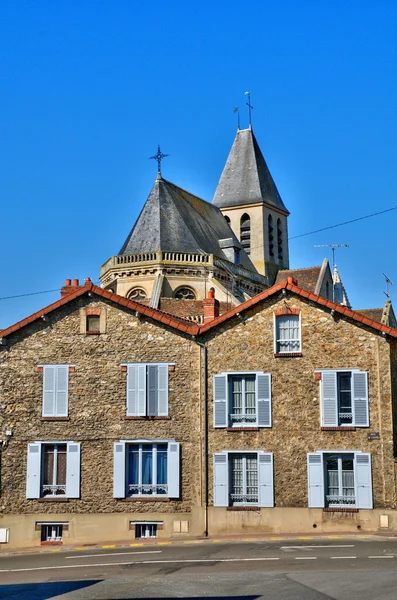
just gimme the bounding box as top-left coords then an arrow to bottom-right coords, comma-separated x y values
1,276 -> 397,548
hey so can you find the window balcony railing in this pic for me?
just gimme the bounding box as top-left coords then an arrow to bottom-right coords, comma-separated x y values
42,484 -> 66,496
326,494 -> 356,507
230,413 -> 257,424
230,493 -> 259,504
339,412 -> 353,421
128,484 -> 168,496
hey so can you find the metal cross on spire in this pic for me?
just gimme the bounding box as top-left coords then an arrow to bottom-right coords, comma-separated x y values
245,91 -> 253,127
149,145 -> 169,177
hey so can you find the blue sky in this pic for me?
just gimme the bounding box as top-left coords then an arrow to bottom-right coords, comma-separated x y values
1,1 -> 396,329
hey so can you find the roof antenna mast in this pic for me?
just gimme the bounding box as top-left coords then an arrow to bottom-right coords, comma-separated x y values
382,272 -> 393,299
314,243 -> 350,273
234,106 -> 240,130
149,145 -> 169,178
245,91 -> 253,127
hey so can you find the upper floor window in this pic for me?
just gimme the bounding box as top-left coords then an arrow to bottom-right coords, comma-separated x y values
320,370 -> 369,427
26,441 -> 81,499
213,372 -> 271,428
240,214 -> 251,255
124,363 -> 169,417
174,287 -> 196,300
268,215 -> 274,257
42,365 -> 69,417
275,314 -> 301,354
113,440 -> 180,499
86,314 -> 100,333
224,215 -> 231,225
277,218 -> 283,262
128,288 -> 147,302
213,451 -> 273,507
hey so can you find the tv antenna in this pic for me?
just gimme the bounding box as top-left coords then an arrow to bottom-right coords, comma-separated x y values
382,273 -> 393,299
314,243 -> 350,272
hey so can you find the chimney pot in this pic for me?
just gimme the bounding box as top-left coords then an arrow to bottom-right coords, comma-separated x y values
65,279 -> 71,286
73,279 -> 79,287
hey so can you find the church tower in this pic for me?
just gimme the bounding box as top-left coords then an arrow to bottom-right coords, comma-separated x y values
212,126 -> 289,284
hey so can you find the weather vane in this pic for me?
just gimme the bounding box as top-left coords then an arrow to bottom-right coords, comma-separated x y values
149,145 -> 169,176
245,91 -> 253,126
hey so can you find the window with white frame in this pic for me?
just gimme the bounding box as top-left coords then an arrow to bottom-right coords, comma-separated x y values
275,314 -> 301,353
320,370 -> 369,427
41,524 -> 63,543
124,363 -> 169,417
26,442 -> 81,499
213,372 -> 271,428
134,522 -> 159,539
42,365 -> 69,417
213,451 -> 274,507
307,451 -> 373,509
113,440 -> 180,499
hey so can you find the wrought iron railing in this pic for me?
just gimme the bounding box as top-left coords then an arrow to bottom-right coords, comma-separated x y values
42,484 -> 66,496
326,494 -> 356,506
128,484 -> 168,496
230,493 -> 258,504
230,413 -> 257,424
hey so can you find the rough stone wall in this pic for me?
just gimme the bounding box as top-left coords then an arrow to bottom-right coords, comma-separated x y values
204,290 -> 397,509
0,296 -> 201,516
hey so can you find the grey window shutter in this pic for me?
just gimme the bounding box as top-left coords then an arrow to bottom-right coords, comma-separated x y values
321,371 -> 338,426
213,453 -> 228,506
258,452 -> 274,507
66,442 -> 81,498
126,365 -> 138,416
352,371 -> 369,427
137,364 -> 147,416
55,366 -> 69,417
157,364 -> 169,416
43,366 -> 56,416
257,373 -> 271,427
167,442 -> 180,498
26,443 -> 42,499
307,453 -> 324,508
113,442 -> 126,498
148,365 -> 158,416
213,375 -> 228,428
355,453 -> 373,509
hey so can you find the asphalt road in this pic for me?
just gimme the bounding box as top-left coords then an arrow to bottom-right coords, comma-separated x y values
1,538 -> 397,599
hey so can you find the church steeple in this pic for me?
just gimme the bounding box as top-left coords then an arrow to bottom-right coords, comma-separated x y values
212,127 -> 289,283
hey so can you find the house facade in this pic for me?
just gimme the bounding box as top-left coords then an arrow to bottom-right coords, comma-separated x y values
1,278 -> 397,548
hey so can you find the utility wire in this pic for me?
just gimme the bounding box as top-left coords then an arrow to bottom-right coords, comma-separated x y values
0,282 -> 100,301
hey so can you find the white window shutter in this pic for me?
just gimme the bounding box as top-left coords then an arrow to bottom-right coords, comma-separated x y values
148,365 -> 158,416
213,453 -> 228,506
355,453 -> 373,509
257,374 -> 271,427
321,371 -> 338,426
213,375 -> 228,428
55,366 -> 69,417
352,371 -> 369,427
126,365 -> 138,416
157,364 -> 169,416
66,442 -> 81,498
26,443 -> 41,499
307,453 -> 324,508
167,442 -> 180,498
113,442 -> 126,498
258,452 -> 274,507
137,365 -> 147,416
43,366 -> 56,416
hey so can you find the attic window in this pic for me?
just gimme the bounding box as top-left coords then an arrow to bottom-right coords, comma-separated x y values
128,288 -> 147,301
240,214 -> 251,255
174,287 -> 196,300
86,315 -> 100,333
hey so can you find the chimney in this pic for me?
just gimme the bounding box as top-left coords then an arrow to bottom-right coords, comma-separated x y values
202,289 -> 220,323
61,278 -> 81,298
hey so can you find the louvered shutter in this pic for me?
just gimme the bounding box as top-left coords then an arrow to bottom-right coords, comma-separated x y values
113,442 -> 126,498
258,452 -> 274,507
26,443 -> 41,498
257,373 -> 271,427
157,364 -> 169,416
126,365 -> 138,416
213,375 -> 228,428
167,442 -> 180,498
148,365 -> 158,416
137,365 -> 147,416
55,366 -> 69,416
43,366 -> 56,416
307,453 -> 324,508
66,442 -> 81,498
355,453 -> 373,509
352,371 -> 369,427
321,371 -> 338,426
213,453 -> 228,506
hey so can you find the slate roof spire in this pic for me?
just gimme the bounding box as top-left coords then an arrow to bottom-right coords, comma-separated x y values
212,127 -> 289,214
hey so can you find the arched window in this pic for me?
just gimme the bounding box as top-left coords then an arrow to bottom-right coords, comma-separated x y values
240,214 -> 251,255
277,218 -> 283,262
268,215 -> 274,257
174,287 -> 196,300
224,215 -> 231,225
127,288 -> 147,301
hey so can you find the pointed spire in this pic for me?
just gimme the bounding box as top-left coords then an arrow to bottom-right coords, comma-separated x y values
333,264 -> 351,308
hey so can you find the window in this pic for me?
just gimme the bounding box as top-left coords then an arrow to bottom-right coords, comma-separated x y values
224,215 -> 231,225
268,215 -> 274,257
86,314 -> 100,333
213,452 -> 273,507
320,370 -> 369,427
135,523 -> 158,539
41,524 -> 63,543
213,372 -> 271,428
277,218 -> 283,262
26,442 -> 81,499
42,365 -> 69,417
113,440 -> 180,499
307,452 -> 372,509
128,288 -> 147,301
240,214 -> 251,255
275,315 -> 301,353
124,363 -> 169,417
174,287 -> 196,300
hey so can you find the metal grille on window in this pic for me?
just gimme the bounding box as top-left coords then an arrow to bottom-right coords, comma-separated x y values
326,454 -> 355,507
135,523 -> 158,539
41,524 -> 63,542
42,445 -> 67,496
127,443 -> 168,496
128,288 -> 147,301
174,287 -> 196,300
230,376 -> 256,424
230,454 -> 258,505
86,314 -> 100,332
276,315 -> 300,353
240,214 -> 251,255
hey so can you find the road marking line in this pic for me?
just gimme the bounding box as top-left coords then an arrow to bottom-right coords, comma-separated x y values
129,543 -> 144,547
157,542 -> 172,545
298,536 -> 313,540
281,545 -> 354,549
330,556 -> 357,559
295,557 -> 317,560
368,555 -> 394,559
101,545 -> 116,549
65,550 -> 162,559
